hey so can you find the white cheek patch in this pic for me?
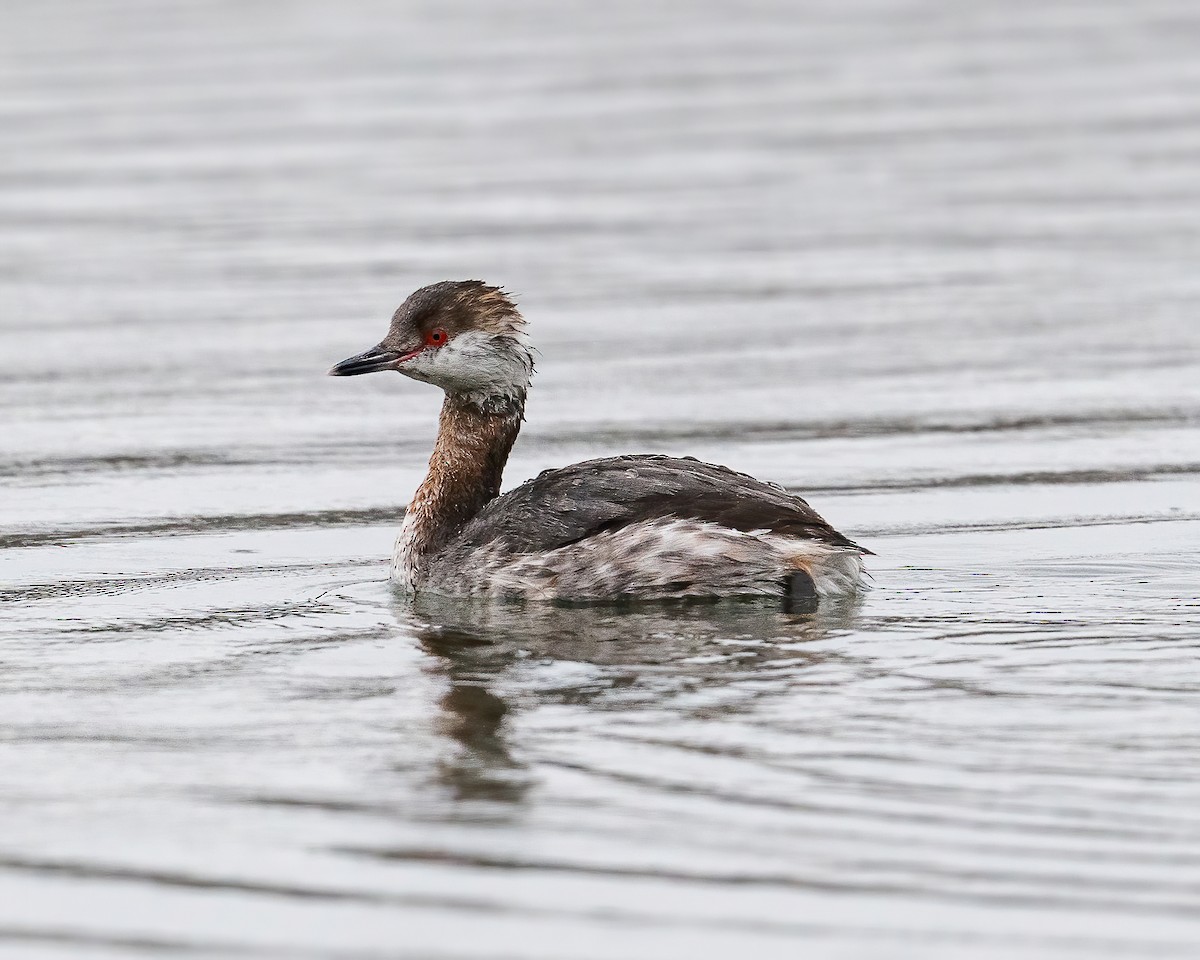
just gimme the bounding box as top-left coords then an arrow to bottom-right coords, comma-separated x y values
400,331 -> 532,401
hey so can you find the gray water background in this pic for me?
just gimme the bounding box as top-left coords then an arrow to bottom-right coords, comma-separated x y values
2,1 -> 1199,957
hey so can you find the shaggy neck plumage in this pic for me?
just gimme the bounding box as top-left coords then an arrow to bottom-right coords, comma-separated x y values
403,390 -> 525,562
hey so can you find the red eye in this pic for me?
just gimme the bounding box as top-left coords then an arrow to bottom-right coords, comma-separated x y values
426,328 -> 448,347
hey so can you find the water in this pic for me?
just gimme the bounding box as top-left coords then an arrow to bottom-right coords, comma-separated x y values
2,0 -> 1199,957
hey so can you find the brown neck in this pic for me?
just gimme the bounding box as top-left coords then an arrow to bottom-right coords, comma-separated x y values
404,391 -> 524,559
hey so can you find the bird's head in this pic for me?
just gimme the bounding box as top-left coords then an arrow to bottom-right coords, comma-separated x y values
329,280 -> 532,407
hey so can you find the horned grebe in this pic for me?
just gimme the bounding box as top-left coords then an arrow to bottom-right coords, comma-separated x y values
330,281 -> 869,607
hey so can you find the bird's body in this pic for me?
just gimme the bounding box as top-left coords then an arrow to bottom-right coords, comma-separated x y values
400,454 -> 866,602
331,281 -> 869,607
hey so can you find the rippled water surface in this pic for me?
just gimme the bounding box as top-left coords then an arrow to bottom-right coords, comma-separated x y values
2,1 -> 1200,957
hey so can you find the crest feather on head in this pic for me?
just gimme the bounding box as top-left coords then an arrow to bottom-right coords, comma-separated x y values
394,280 -> 524,339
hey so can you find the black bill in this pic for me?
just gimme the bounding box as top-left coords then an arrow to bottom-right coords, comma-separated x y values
328,346 -> 401,376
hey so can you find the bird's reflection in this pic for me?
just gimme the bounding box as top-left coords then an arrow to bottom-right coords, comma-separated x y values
417,623 -> 531,806
392,594 -> 860,808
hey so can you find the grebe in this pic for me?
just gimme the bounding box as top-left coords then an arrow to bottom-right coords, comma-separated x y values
330,281 -> 869,607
